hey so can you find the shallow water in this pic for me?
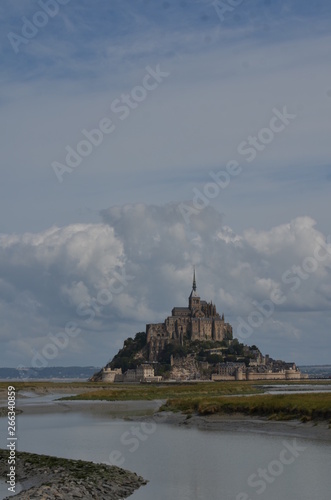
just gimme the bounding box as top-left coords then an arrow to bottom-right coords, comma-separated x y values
0,479 -> 22,499
263,384 -> 331,394
0,409 -> 330,500
17,391 -> 77,405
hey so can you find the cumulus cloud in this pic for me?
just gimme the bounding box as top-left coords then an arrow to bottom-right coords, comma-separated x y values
0,203 -> 330,366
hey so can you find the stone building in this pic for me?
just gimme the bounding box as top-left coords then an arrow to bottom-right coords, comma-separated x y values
121,364 -> 162,383
136,364 -> 162,382
146,270 -> 233,361
124,369 -> 137,382
101,367 -> 122,382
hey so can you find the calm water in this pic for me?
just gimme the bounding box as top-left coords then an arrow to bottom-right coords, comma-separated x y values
17,391 -> 77,404
0,480 -> 22,499
264,384 -> 331,394
0,409 -> 330,500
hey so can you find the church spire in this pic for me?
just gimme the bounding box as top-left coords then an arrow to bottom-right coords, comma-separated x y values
189,266 -> 200,309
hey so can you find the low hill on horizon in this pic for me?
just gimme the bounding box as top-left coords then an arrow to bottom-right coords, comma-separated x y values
0,366 -> 101,380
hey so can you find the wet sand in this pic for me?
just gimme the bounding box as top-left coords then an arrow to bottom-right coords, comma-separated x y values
14,398 -> 162,418
153,411 -> 331,442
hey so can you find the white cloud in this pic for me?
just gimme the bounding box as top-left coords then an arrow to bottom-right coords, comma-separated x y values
0,204 -> 330,366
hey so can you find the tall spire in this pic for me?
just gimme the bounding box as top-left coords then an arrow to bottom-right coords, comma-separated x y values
189,266 -> 200,309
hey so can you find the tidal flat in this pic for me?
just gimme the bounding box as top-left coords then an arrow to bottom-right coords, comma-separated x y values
1,380 -> 331,440
0,381 -> 331,499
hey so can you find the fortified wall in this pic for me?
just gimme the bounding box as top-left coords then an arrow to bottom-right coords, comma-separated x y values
212,367 -> 307,381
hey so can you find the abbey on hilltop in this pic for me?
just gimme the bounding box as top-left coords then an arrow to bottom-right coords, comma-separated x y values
91,269 -> 307,383
146,270 -> 233,361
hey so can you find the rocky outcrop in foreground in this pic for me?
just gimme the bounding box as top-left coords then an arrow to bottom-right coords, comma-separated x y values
0,449 -> 147,499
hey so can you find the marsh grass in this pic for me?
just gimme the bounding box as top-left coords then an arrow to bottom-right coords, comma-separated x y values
1,380 -> 330,423
161,392 -> 331,422
0,381 -> 104,390
58,382 -> 262,401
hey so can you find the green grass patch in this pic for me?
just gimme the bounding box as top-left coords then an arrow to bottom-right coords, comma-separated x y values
161,392 -> 331,422
0,381 -> 106,391
58,382 -> 263,402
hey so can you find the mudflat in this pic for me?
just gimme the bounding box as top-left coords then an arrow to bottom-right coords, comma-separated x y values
1,383 -> 330,443
4,387 -> 330,443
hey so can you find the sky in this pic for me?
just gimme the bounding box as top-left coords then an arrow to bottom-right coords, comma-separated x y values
0,0 -> 331,368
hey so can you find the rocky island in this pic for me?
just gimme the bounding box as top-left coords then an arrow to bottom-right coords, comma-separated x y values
92,271 -> 306,383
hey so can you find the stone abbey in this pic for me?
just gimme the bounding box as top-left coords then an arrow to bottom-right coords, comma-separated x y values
93,269 -> 307,383
146,270 -> 233,361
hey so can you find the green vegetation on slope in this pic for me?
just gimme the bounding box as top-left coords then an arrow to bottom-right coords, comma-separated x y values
105,331 -> 262,376
110,332 -> 147,372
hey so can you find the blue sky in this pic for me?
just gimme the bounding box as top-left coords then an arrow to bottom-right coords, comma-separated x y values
0,0 -> 331,367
